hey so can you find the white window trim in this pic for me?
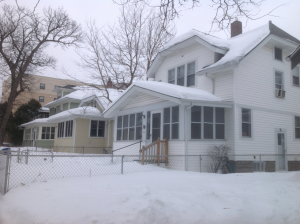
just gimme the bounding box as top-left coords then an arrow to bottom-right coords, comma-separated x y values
273,68 -> 286,99
273,46 -> 283,62
89,120 -> 106,138
167,60 -> 197,87
294,116 -> 300,140
116,112 -> 143,141
240,108 -> 253,139
57,120 -> 73,139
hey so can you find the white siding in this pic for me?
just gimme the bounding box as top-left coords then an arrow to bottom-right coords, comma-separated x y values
214,71 -> 234,101
235,43 -> 300,114
122,93 -> 167,110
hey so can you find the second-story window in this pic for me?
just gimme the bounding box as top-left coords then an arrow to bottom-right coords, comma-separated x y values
274,47 -> 282,61
39,96 -> 44,102
168,69 -> 175,84
40,83 -> 45,89
187,62 -> 195,87
292,66 -> 299,87
242,108 -> 251,137
275,71 -> 283,90
177,65 -> 185,86
168,61 -> 196,87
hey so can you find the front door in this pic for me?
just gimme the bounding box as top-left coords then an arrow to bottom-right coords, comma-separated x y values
151,112 -> 161,142
277,133 -> 286,170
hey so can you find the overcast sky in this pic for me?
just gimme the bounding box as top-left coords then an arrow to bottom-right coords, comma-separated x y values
1,0 -> 300,86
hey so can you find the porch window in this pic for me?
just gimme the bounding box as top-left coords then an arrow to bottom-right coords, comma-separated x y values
24,128 -> 31,140
177,65 -> 185,86
42,127 -> 55,139
117,113 -> 143,141
292,66 -> 299,86
190,106 -> 225,140
168,69 -> 175,84
65,120 -> 73,137
57,122 -> 64,138
36,127 -> 39,140
90,120 -> 105,137
163,106 -> 179,139
241,108 -> 251,137
295,116 -> 300,139
146,111 -> 151,140
187,62 -> 195,87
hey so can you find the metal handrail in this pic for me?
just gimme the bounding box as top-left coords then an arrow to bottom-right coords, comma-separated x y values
112,141 -> 142,153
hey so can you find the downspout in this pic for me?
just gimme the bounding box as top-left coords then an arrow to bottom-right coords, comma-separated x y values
73,119 -> 77,153
184,103 -> 194,171
206,73 -> 215,95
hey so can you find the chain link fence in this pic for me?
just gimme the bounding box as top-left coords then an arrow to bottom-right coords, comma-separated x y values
1,149 -> 300,195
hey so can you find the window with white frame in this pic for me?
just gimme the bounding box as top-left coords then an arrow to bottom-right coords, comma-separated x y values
275,71 -> 283,90
42,127 -> 55,139
146,111 -> 151,140
116,113 -> 143,141
295,116 -> 300,139
163,106 -> 179,139
241,108 -> 251,137
292,66 -> 299,86
168,61 -> 196,87
190,106 -> 225,140
24,128 -> 31,140
40,83 -> 45,89
274,47 -> 282,61
57,122 -> 65,138
65,120 -> 73,137
90,120 -> 105,137
39,96 -> 44,102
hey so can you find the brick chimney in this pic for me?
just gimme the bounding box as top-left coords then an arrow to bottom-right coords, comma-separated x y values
107,78 -> 113,88
231,20 -> 242,37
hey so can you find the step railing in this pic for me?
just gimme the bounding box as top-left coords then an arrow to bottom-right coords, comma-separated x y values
139,138 -> 168,165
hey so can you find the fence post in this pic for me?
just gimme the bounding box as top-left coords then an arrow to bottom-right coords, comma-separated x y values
259,154 -> 262,172
157,138 -> 160,166
200,155 -> 202,173
25,149 -> 29,165
17,148 -> 20,163
4,151 -> 10,194
121,155 -> 124,174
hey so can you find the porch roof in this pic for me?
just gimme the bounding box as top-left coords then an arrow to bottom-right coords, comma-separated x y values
103,81 -> 228,117
20,118 -> 53,127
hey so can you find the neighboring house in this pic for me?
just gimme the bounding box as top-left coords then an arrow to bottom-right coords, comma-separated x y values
103,21 -> 300,172
2,74 -> 90,110
21,86 -> 121,154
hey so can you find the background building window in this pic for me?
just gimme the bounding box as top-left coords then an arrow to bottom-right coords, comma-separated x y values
42,127 -> 55,139
274,47 -> 282,61
40,83 -> 45,89
292,66 -> 299,86
54,85 -> 59,89
295,116 -> 300,139
57,122 -> 64,138
90,120 -> 105,137
24,128 -> 31,140
39,96 -> 44,102
242,108 -> 251,137
65,120 -> 73,137
168,69 -> 175,84
187,62 -> 195,87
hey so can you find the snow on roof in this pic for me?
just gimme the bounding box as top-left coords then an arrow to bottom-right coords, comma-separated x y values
104,81 -> 222,113
45,86 -> 123,109
39,107 -> 49,112
47,107 -> 102,122
21,118 -> 51,127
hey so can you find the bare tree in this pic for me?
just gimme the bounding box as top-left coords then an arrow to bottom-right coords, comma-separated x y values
114,0 -> 283,33
207,144 -> 231,173
74,2 -> 175,102
0,3 -> 82,145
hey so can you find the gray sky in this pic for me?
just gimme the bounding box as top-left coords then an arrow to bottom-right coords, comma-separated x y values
1,0 -> 300,85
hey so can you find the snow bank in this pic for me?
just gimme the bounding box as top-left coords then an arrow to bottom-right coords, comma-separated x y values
0,171 -> 299,224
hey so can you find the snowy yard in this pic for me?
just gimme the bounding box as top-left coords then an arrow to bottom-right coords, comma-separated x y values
0,171 -> 299,224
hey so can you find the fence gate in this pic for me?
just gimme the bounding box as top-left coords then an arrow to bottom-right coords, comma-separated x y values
0,151 -> 9,195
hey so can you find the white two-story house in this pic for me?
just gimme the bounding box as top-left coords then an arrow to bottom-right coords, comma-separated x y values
103,21 -> 300,172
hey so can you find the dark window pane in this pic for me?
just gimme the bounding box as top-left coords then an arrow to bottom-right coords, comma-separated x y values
136,127 -> 142,140
129,114 -> 135,127
51,127 -> 55,134
42,127 -> 46,132
187,62 -> 195,75
117,129 -> 122,140
91,120 -> 97,129
204,123 -> 213,139
123,115 -> 128,127
50,133 -> 54,139
117,116 -> 122,128
177,65 -> 185,86
42,133 -> 45,139
152,113 -> 161,128
242,109 -> 251,123
295,117 -> 300,127
45,133 -> 50,139
152,129 -> 160,142
278,133 -> 282,145
136,113 -> 142,126
204,107 -> 213,123
293,76 -> 299,86
275,47 -> 282,61
191,123 -> 201,139
129,128 -> 135,140
98,121 -> 105,137
168,69 -> 175,84
146,111 -> 150,140
296,128 -> 300,139
187,74 -> 195,86
123,129 -> 128,140
172,106 -> 179,123
164,108 -> 170,123
216,124 -> 225,139
191,106 -> 201,122
216,108 -> 225,123
163,124 -> 170,139
172,123 -> 179,139
90,129 -> 97,137
242,123 -> 251,137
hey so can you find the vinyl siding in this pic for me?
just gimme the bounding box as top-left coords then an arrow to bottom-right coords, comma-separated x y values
123,93 -> 167,110
214,71 -> 234,101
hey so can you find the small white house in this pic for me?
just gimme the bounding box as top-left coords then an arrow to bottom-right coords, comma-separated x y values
103,21 -> 300,172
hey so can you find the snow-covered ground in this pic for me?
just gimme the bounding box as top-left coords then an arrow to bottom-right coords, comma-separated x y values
0,171 -> 299,224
